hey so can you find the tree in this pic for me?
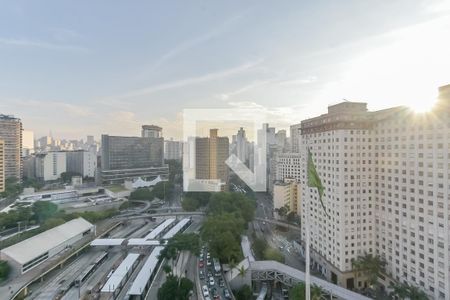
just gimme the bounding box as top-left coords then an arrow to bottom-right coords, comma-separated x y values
287,211 -> 300,224
32,201 -> 58,223
60,171 -> 81,183
290,283 -> 326,300
181,197 -> 199,211
351,253 -> 386,288
157,275 -> 193,300
129,188 -> 154,200
0,261 -> 11,282
162,264 -> 172,276
263,247 -> 284,263
252,237 -> 268,260
0,177 -> 23,198
235,284 -> 252,300
389,283 -> 428,300
276,205 -> 288,219
160,233 -> 201,259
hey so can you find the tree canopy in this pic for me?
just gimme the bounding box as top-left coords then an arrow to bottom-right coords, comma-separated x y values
160,233 -> 201,260
0,261 -> 11,282
32,201 -> 58,223
235,284 -> 253,300
157,275 -> 193,300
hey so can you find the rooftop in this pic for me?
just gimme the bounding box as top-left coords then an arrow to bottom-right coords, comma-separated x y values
0,217 -> 93,265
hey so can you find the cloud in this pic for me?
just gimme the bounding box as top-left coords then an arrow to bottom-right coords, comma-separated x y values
0,37 -> 88,52
147,14 -> 244,72
116,59 -> 263,98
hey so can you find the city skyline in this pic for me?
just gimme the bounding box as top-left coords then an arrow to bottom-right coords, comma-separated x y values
1,1 -> 450,139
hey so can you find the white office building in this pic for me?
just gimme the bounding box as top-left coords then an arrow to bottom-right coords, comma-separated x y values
164,139 -> 183,160
275,152 -> 302,181
299,84 -> 450,299
66,150 -> 97,178
35,151 -> 67,181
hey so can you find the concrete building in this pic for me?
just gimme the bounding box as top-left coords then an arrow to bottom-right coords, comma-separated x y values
195,129 -> 229,189
22,130 -> 34,157
100,133 -> 167,184
273,178 -> 301,216
275,129 -> 287,150
66,150 -> 97,178
141,124 -> 162,138
0,217 -> 93,273
0,140 -> 4,192
164,139 -> 183,160
275,152 -> 302,181
35,151 -> 67,181
290,123 -> 302,153
298,84 -> 450,299
234,127 -> 250,166
0,114 -> 22,180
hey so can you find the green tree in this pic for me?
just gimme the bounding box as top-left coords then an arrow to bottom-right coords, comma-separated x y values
160,233 -> 201,259
389,283 -> 428,300
162,264 -> 172,276
0,177 -> 23,198
276,205 -> 289,219
351,253 -> 386,288
60,171 -> 82,183
129,188 -> 154,200
157,275 -> 193,300
181,196 -> 199,211
32,201 -> 58,223
290,283 -> 325,300
235,284 -> 252,300
252,237 -> 268,260
263,247 -> 284,263
0,261 -> 11,282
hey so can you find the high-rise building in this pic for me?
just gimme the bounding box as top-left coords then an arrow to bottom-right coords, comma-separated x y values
232,127 -> 250,166
142,125 -> 162,138
35,151 -> 67,181
100,132 -> 167,184
66,150 -> 97,178
275,152 -> 301,181
275,129 -> 287,150
299,84 -> 450,299
290,123 -> 302,153
0,114 -> 22,181
0,140 -> 4,192
164,139 -> 183,160
22,130 -> 34,157
195,129 -> 229,188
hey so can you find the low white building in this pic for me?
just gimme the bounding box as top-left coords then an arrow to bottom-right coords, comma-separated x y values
0,217 -> 94,273
35,151 -> 67,181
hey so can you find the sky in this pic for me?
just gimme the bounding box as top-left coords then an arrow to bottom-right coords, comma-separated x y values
1,0 -> 450,140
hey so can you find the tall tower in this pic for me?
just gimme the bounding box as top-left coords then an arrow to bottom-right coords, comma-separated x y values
0,114 -> 23,181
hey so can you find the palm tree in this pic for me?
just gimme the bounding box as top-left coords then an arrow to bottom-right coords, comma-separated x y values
352,253 -> 386,289
238,265 -> 247,278
162,264 -> 172,276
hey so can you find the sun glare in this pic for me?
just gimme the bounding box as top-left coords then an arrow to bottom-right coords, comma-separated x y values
409,98 -> 437,113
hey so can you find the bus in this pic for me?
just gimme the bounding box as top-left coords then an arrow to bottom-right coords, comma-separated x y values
74,252 -> 108,287
213,258 -> 221,276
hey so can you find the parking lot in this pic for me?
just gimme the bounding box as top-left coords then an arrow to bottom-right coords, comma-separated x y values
198,246 -> 232,300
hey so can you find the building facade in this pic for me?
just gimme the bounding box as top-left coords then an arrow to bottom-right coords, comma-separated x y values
164,139 -> 183,160
66,150 -> 97,178
0,114 -> 22,181
141,124 -> 162,138
275,152 -> 302,181
100,133 -> 167,184
195,129 -> 229,188
35,151 -> 67,181
273,178 -> 301,216
0,140 -> 4,192
299,85 -> 450,299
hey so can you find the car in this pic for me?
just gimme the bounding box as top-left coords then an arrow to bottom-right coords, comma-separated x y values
219,278 -> 225,287
207,271 -> 213,278
202,285 -> 209,297
205,297 -> 211,300
199,270 -> 205,279
223,288 -> 231,299
199,261 -> 204,268
207,259 -> 212,266
200,256 -> 204,262
214,295 -> 221,300
209,276 -> 215,286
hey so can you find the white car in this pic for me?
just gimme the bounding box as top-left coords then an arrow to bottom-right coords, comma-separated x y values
202,285 -> 209,297
209,276 -> 215,286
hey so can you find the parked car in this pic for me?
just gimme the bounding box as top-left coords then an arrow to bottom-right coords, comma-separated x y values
199,261 -> 204,268
209,276 -> 215,286
199,270 -> 205,280
219,278 -> 225,287
223,288 -> 231,299
207,259 -> 212,266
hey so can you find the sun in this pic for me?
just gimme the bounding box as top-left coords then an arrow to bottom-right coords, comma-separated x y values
409,98 -> 437,113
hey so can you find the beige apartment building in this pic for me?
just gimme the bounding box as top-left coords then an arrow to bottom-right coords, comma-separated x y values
195,129 -> 229,190
0,114 -> 22,182
273,178 -> 301,216
299,84 -> 450,299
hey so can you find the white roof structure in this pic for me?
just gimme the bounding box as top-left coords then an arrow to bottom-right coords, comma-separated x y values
162,218 -> 190,239
241,235 -> 255,262
0,217 -> 93,265
144,218 -> 175,240
132,176 -> 164,189
101,253 -> 140,293
127,239 -> 163,246
128,246 -> 164,295
90,239 -> 125,246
